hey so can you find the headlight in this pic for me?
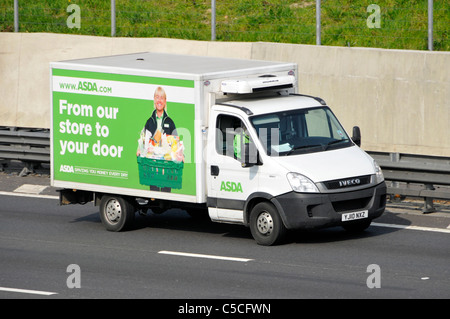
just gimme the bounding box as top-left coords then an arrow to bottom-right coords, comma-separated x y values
374,160 -> 384,184
287,172 -> 319,193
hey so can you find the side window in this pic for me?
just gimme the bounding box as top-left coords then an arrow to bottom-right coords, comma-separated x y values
305,109 -> 329,137
305,108 -> 343,139
215,114 -> 245,159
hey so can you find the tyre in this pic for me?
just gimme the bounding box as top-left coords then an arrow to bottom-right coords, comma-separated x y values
249,202 -> 287,246
99,195 -> 135,232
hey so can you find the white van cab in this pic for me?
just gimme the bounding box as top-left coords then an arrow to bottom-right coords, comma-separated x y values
207,93 -> 386,245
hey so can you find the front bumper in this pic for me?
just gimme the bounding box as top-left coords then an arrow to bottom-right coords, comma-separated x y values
272,182 -> 387,230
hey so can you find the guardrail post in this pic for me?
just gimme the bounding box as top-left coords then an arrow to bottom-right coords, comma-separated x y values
390,152 -> 400,190
316,0 -> 321,45
428,0 -> 433,51
111,0 -> 116,37
14,0 -> 19,32
211,0 -> 216,41
423,184 -> 436,213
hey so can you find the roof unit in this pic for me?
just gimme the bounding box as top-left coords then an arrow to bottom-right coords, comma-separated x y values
221,75 -> 295,94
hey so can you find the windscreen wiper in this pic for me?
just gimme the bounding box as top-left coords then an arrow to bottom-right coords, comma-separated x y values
325,139 -> 349,150
285,144 -> 323,156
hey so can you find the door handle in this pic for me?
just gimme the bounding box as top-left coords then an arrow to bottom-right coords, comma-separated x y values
211,165 -> 219,176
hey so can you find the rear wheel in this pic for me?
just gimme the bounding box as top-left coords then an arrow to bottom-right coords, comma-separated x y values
249,202 -> 287,246
99,195 -> 135,231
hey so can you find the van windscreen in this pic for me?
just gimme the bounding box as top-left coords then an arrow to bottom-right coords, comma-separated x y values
250,106 -> 352,156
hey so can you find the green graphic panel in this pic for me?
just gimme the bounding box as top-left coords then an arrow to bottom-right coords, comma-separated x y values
53,91 -> 196,195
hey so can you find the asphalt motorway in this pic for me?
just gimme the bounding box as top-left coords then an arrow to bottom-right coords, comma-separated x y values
0,167 -> 449,301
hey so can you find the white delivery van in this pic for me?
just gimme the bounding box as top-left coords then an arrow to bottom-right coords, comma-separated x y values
51,52 -> 386,245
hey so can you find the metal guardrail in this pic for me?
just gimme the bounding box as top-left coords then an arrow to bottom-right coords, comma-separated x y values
0,126 -> 50,176
369,151 -> 450,213
0,127 -> 448,212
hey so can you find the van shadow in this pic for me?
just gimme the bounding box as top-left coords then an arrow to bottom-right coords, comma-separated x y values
288,210 -> 411,244
70,207 -> 253,240
70,208 -> 410,245
133,209 -> 254,240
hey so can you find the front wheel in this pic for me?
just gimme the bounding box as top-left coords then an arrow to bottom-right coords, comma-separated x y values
249,202 -> 287,246
99,195 -> 135,232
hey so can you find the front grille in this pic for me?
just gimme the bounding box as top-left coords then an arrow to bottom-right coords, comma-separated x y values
324,175 -> 371,190
332,196 -> 372,212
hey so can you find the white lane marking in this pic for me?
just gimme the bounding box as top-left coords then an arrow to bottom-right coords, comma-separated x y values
0,286 -> 57,296
14,184 -> 48,194
372,223 -> 450,234
0,190 -> 58,200
158,250 -> 253,262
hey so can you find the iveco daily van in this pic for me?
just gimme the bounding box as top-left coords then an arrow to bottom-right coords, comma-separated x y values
51,52 -> 386,245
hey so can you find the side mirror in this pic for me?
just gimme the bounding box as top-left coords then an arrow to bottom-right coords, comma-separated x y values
352,126 -> 361,147
241,140 -> 261,167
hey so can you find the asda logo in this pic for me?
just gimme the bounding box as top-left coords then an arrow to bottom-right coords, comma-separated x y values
60,164 -> 74,173
220,181 -> 243,193
77,81 -> 112,93
77,81 -> 98,92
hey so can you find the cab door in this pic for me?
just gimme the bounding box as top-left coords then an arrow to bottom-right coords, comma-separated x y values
206,109 -> 259,224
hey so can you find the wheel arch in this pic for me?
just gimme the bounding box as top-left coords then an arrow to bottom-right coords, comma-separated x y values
244,192 -> 288,228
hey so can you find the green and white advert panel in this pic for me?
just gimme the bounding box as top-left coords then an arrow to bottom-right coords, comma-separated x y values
51,68 -> 196,197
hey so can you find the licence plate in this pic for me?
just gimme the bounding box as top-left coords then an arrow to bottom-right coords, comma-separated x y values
341,210 -> 368,222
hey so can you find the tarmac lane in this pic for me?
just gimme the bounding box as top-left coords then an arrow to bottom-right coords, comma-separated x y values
0,160 -> 449,300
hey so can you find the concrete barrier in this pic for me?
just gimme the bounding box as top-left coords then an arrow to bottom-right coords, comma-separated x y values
251,43 -> 450,156
0,33 -> 448,156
